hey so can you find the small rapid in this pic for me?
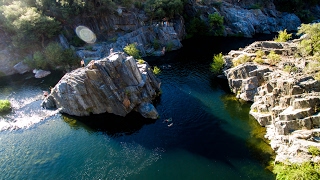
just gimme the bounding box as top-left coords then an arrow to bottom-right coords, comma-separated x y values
0,71 -> 63,131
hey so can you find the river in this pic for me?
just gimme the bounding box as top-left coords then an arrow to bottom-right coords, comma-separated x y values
0,35 -> 276,179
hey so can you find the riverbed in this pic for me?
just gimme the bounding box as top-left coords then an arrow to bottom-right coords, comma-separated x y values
0,35 -> 276,179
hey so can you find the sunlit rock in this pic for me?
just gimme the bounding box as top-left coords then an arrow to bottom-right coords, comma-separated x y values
42,52 -> 161,119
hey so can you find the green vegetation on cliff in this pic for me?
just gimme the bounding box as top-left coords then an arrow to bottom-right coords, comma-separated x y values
210,53 -> 224,74
273,162 -> 320,180
124,43 -> 140,59
0,100 -> 11,113
24,42 -> 80,69
274,29 -> 292,42
297,23 -> 320,59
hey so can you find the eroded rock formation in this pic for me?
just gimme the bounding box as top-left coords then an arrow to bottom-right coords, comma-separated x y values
41,52 -> 161,119
224,40 -> 320,163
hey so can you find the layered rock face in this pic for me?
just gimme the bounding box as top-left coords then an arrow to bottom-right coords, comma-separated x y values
224,40 -> 320,163
42,52 -> 161,119
187,0 -> 301,37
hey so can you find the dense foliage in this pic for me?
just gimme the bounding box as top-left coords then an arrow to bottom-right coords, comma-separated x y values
24,42 -> 80,69
208,13 -> 224,36
186,17 -> 209,38
0,1 -> 61,48
144,0 -> 183,22
0,100 -> 11,113
297,23 -> 320,59
273,162 -> 320,180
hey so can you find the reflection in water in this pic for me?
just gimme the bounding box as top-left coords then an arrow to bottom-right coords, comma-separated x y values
220,94 -> 275,171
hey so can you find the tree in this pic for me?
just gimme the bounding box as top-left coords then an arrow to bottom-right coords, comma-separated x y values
297,23 -> 320,58
144,0 -> 183,22
208,12 -> 225,36
1,1 -> 61,48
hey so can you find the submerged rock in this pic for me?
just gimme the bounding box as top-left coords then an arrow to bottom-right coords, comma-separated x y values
42,52 -> 161,119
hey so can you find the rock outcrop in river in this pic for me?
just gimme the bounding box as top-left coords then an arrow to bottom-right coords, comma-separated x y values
224,40 -> 320,163
41,52 -> 161,119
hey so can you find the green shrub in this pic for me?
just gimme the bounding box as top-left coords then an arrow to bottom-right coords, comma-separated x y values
24,42 -> 79,70
297,23 -> 320,57
273,162 -> 320,180
153,66 -> 161,75
256,50 -> 265,58
274,29 -> 292,42
233,54 -> 251,66
249,3 -> 262,9
267,50 -> 281,65
0,100 -> 11,113
33,51 -> 47,69
308,146 -> 320,156
208,12 -> 225,36
254,57 -> 264,64
123,43 -> 140,59
283,65 -> 298,73
144,0 -> 183,21
210,52 -> 224,74
186,17 -> 209,38
137,59 -> 145,64
303,61 -> 320,74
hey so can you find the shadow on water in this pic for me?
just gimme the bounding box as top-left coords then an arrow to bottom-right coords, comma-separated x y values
62,112 -> 157,137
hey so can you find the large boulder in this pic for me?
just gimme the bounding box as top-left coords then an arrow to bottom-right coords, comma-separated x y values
41,52 -> 161,119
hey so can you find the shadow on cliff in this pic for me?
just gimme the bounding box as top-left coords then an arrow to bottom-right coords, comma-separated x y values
62,111 -> 156,137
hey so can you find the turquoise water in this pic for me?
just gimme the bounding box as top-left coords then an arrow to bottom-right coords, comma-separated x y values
0,36 -> 275,179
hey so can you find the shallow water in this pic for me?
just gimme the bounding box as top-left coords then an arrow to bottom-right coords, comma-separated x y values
0,35 -> 276,179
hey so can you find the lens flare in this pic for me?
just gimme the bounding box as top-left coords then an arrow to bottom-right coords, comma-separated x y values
75,26 -> 96,44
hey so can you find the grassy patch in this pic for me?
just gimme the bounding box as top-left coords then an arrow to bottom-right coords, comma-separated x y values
267,50 -> 281,65
233,54 -> 251,66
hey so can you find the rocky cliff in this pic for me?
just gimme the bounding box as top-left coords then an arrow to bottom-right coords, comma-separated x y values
41,52 -> 161,119
186,0 -> 301,37
224,40 -> 320,163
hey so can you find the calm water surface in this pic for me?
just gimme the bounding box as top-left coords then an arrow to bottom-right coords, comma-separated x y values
0,36 -> 275,179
